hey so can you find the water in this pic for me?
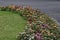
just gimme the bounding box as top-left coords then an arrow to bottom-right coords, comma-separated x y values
0,0 -> 60,23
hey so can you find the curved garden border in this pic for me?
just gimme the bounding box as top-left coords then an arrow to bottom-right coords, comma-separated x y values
0,5 -> 60,40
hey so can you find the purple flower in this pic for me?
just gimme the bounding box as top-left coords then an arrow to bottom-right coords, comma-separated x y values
34,32 -> 43,40
42,24 -> 48,28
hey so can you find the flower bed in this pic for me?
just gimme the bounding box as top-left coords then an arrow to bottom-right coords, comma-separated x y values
0,5 -> 60,40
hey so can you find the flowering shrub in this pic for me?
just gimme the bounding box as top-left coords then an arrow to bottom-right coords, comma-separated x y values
0,5 -> 60,40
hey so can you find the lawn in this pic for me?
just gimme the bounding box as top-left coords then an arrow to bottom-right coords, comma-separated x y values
0,11 -> 27,40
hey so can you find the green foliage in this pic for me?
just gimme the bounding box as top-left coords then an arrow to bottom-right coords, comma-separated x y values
0,11 -> 27,40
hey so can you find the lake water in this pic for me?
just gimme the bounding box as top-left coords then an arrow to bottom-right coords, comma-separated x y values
0,0 -> 60,23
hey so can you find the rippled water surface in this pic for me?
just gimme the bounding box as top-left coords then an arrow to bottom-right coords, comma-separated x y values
0,0 -> 60,23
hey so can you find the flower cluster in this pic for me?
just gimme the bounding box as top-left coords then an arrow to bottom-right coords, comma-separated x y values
0,5 -> 60,40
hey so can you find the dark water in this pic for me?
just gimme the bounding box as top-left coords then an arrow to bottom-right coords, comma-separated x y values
0,0 -> 60,23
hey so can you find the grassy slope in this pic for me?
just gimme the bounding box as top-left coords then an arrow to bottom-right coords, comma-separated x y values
0,11 -> 27,40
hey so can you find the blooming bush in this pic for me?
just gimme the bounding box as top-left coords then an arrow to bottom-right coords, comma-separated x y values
0,5 -> 60,40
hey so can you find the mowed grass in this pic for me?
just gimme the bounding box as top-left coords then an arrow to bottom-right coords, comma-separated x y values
0,11 -> 27,40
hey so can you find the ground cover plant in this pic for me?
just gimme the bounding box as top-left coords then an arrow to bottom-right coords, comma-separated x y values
0,5 -> 60,40
0,9 -> 27,40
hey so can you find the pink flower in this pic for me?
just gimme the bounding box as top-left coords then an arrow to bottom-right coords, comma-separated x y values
34,32 -> 43,40
42,24 -> 49,28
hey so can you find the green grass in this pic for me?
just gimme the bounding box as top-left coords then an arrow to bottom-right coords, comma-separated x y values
0,11 -> 27,40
